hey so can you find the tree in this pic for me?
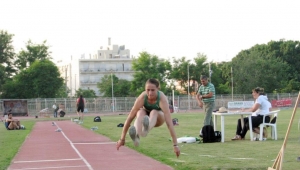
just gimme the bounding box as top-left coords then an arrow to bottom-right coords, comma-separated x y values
131,51 -> 172,95
97,74 -> 132,97
169,56 -> 191,94
169,54 -> 208,95
0,30 -> 16,93
55,84 -> 69,98
0,30 -> 15,65
1,59 -> 63,98
232,49 -> 290,94
14,40 -> 52,70
74,88 -> 96,98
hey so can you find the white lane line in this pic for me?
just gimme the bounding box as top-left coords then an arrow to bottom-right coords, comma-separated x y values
55,122 -> 93,170
73,142 -> 115,145
11,165 -> 87,170
14,158 -> 82,163
229,157 -> 254,160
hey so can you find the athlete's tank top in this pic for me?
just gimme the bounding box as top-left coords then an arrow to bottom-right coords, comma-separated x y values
143,91 -> 161,111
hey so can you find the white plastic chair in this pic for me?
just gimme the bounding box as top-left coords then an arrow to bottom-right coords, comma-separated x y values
258,110 -> 280,141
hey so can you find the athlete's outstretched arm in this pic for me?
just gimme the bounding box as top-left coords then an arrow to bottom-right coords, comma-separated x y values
116,92 -> 144,150
159,92 -> 180,157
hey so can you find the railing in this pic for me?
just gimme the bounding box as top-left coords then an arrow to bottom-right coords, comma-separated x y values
0,93 -> 299,116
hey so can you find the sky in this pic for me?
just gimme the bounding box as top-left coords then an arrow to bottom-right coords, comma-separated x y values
1,0 -> 300,64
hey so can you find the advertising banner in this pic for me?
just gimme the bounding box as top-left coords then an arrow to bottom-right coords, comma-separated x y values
3,100 -> 28,116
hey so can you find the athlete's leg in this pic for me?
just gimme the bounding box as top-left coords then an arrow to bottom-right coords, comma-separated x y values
81,111 -> 84,123
76,107 -> 80,120
149,110 -> 165,128
129,109 -> 147,146
134,109 -> 147,136
140,110 -> 164,137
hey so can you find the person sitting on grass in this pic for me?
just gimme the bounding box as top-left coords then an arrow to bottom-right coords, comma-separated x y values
116,78 -> 180,157
5,113 -> 21,130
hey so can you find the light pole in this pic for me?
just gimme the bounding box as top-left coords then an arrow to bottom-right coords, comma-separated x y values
172,85 -> 175,108
74,74 -> 76,96
209,63 -> 212,83
231,67 -> 233,101
111,73 -> 114,112
187,64 -> 190,110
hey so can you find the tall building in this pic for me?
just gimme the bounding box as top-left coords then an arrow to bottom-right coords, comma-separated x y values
58,38 -> 135,96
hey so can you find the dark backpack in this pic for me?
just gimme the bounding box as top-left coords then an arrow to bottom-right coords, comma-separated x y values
117,123 -> 124,127
214,131 -> 222,142
94,116 -> 101,122
59,111 -> 65,117
172,118 -> 179,125
200,125 -> 216,143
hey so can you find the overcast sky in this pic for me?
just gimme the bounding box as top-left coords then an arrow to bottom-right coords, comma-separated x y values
1,0 -> 300,63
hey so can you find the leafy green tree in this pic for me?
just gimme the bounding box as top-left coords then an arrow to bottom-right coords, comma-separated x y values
170,54 -> 209,95
280,79 -> 300,93
131,51 -> 172,95
55,84 -> 69,98
170,56 -> 191,94
232,50 -> 290,94
74,88 -> 96,98
264,40 -> 300,81
14,40 -> 52,70
114,79 -> 133,97
97,74 -> 132,97
216,61 -> 233,94
1,59 -> 63,98
0,30 -> 15,65
0,30 -> 16,93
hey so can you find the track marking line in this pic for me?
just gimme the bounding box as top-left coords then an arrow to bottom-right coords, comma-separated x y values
73,142 -> 115,145
55,122 -> 93,170
10,165 -> 87,170
229,157 -> 254,160
14,158 -> 82,163
199,155 -> 216,157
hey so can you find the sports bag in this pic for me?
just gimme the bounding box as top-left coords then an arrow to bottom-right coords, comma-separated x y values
94,116 -> 101,122
200,125 -> 216,143
214,131 -> 222,142
59,111 -> 66,117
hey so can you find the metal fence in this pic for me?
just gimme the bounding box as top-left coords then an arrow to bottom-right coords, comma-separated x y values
1,93 -> 299,116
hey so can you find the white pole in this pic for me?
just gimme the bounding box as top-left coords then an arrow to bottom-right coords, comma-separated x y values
111,73 -> 114,112
209,63 -> 211,82
231,67 -> 233,101
172,89 -> 175,107
74,74 -> 76,96
188,64 -> 190,110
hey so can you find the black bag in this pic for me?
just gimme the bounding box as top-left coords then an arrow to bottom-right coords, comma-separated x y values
94,116 -> 101,122
59,111 -> 65,117
214,131 -> 222,142
172,118 -> 179,125
200,125 -> 216,143
117,123 -> 124,127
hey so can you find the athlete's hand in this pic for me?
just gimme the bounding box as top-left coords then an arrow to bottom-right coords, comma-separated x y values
173,146 -> 180,158
116,139 -> 125,150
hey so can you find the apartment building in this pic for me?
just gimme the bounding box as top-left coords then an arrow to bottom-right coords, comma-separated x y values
58,38 -> 135,96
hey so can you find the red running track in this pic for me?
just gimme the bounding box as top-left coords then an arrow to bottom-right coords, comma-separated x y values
8,121 -> 173,170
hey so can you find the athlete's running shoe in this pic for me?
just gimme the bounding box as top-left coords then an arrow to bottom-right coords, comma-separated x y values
129,126 -> 140,146
141,116 -> 150,137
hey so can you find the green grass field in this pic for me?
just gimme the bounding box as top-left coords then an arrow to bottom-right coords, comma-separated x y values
1,108 -> 300,170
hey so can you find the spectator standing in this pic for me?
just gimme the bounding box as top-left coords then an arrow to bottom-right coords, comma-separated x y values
196,75 -> 216,127
52,103 -> 58,118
